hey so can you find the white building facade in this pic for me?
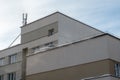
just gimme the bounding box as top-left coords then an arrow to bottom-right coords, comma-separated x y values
0,12 -> 120,80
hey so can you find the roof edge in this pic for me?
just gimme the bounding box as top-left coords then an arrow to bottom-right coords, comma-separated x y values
57,12 -> 105,33
21,11 -> 104,34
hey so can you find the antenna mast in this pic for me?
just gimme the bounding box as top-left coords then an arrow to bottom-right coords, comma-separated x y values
22,13 -> 28,26
8,13 -> 28,47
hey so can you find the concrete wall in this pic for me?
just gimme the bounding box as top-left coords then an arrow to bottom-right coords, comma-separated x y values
22,33 -> 58,49
0,36 -> 58,80
0,62 -> 22,80
0,62 -> 21,75
21,13 -> 58,35
26,35 -> 120,80
21,22 -> 58,43
0,46 -> 22,80
26,35 -> 110,75
26,59 -> 118,80
0,31 -> 58,80
0,45 -> 22,58
58,13 -> 104,45
21,12 -> 104,45
107,36 -> 120,62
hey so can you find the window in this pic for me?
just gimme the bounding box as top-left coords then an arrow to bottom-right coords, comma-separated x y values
32,46 -> 40,53
0,75 -> 4,80
8,72 -> 16,80
115,64 -> 120,77
0,58 -> 5,66
9,54 -> 17,64
45,42 -> 54,47
48,28 -> 54,36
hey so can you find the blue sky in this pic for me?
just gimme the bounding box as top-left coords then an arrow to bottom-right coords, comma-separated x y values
0,0 -> 120,50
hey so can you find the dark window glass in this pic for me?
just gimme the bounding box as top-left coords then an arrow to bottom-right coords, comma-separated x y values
9,54 -> 17,64
8,72 -> 16,80
115,64 -> 120,77
48,29 -> 54,36
0,75 -> 4,80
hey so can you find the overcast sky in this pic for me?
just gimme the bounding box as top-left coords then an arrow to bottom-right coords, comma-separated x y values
0,0 -> 120,50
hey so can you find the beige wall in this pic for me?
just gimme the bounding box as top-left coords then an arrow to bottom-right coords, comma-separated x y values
26,35 -> 110,75
0,62 -> 21,75
21,22 -> 58,43
21,12 -> 59,34
26,35 -> 120,76
107,35 -> 120,62
26,59 -> 117,80
21,12 -> 104,45
0,45 -> 22,80
1,71 -> 21,80
22,33 -> 58,49
0,48 -> 22,80
0,31 -> 58,80
0,62 -> 22,80
58,13 -> 104,45
0,45 -> 22,58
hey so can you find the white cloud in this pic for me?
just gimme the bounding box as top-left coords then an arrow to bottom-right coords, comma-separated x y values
0,0 -> 120,50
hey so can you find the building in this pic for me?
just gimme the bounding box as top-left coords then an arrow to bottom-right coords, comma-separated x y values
0,12 -> 120,80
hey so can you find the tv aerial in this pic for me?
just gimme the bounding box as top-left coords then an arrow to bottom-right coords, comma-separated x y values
22,13 -> 28,26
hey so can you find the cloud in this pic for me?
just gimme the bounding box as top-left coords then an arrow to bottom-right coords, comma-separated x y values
0,0 -> 120,50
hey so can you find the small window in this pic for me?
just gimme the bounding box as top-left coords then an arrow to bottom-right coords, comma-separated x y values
115,63 -> 120,77
9,54 -> 17,64
8,72 -> 16,80
0,75 -> 4,80
0,58 -> 5,66
32,46 -> 40,53
48,28 -> 54,36
45,42 -> 54,47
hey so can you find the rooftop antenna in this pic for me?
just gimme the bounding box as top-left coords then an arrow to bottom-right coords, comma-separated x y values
22,13 -> 28,26
8,13 -> 28,47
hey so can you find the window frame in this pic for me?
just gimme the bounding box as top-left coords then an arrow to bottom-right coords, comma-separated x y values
45,42 -> 54,47
115,63 -> 120,77
32,46 -> 40,53
0,58 -> 5,66
9,54 -> 17,64
8,72 -> 16,80
48,28 -> 54,36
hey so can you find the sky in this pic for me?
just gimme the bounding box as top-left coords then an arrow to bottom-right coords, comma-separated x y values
0,0 -> 120,50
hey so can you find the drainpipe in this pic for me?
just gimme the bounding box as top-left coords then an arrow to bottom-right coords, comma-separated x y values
21,48 -> 28,80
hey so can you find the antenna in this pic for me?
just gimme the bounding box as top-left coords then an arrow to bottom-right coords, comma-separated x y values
22,13 -> 28,26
